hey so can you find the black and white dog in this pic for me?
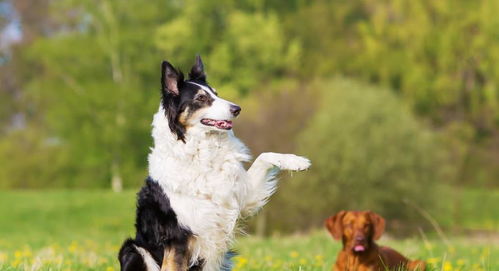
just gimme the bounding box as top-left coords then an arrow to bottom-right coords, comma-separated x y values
118,56 -> 310,271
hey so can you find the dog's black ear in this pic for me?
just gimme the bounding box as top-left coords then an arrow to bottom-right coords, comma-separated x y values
162,61 -> 181,96
188,55 -> 206,82
160,61 -> 186,142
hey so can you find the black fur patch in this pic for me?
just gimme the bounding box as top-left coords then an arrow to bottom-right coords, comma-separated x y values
189,55 -> 206,82
118,178 -> 204,270
118,239 -> 147,271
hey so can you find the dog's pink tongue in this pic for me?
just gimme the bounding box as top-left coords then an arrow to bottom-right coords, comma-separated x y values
215,120 -> 233,129
354,245 -> 365,252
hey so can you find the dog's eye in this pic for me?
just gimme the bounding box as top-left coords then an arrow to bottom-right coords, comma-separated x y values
196,95 -> 208,102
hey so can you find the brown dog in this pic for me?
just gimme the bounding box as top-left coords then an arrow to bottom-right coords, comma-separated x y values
325,211 -> 426,271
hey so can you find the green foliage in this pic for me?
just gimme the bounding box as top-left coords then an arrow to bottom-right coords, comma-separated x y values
155,1 -> 300,96
289,0 -> 499,126
4,0 -> 174,188
267,79 -> 447,231
2,0 -> 499,189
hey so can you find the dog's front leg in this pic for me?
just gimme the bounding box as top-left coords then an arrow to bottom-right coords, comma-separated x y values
243,152 -> 310,215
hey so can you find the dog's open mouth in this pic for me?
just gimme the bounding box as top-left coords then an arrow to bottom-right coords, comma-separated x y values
201,119 -> 233,130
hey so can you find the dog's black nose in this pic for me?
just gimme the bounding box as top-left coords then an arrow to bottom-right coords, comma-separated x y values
230,104 -> 241,117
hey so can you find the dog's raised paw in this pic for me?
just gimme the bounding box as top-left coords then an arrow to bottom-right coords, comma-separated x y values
258,152 -> 311,171
274,154 -> 311,171
280,155 -> 311,171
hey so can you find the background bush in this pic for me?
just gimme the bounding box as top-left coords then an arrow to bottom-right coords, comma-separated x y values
264,79 -> 447,233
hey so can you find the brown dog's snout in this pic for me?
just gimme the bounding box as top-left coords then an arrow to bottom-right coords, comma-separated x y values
354,235 -> 365,242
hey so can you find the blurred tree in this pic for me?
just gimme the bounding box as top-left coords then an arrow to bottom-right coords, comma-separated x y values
155,0 -> 301,97
0,0 -> 52,186
1,0 -> 499,193
278,0 -> 499,187
265,79 -> 448,233
11,0 -> 54,42
0,0 -> 173,188
290,0 -> 499,129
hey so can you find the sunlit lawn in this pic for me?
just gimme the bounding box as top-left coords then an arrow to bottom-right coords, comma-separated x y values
0,190 -> 497,270
0,233 -> 496,271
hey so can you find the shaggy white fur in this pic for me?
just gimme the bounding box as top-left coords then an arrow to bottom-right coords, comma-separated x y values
148,105 -> 310,271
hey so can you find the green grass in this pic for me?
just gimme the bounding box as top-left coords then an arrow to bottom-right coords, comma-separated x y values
438,188 -> 499,231
0,190 -> 497,270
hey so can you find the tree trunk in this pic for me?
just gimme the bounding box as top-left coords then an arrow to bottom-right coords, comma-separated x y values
255,209 -> 267,237
111,161 -> 123,192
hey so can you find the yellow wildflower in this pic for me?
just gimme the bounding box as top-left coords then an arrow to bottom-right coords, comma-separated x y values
234,256 -> 248,268
314,254 -> 323,261
426,257 -> 440,265
14,250 -> 22,259
11,258 -> 21,268
68,241 -> 79,253
481,247 -> 490,257
443,261 -> 453,271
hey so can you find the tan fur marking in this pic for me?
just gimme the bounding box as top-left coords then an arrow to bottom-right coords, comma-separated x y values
161,247 -> 176,271
178,107 -> 190,127
160,236 -> 196,271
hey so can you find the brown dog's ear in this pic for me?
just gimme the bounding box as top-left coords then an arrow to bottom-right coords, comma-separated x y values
325,211 -> 346,240
368,211 -> 385,240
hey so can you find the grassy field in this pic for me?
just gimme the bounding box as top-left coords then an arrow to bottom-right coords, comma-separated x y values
0,190 -> 497,271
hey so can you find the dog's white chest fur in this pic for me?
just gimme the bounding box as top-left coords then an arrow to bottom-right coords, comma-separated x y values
148,108 -> 252,270
147,106 -> 310,271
